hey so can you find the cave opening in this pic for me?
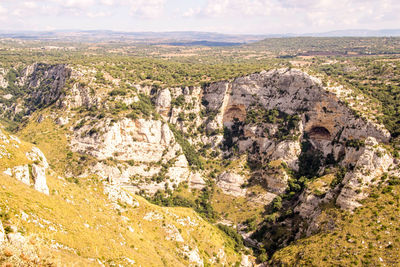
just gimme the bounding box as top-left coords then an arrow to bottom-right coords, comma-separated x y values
308,126 -> 331,140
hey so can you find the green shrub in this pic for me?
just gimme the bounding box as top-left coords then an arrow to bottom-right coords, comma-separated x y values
217,224 -> 244,252
169,124 -> 202,169
109,89 -> 127,96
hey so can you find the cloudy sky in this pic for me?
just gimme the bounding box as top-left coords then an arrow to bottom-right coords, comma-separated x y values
0,0 -> 399,34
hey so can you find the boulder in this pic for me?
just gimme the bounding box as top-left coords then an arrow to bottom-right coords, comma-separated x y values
26,147 -> 49,169
155,88 -> 171,116
13,165 -> 30,186
104,184 -> 139,207
189,172 -> 206,190
217,172 -> 247,197
56,116 -> 69,126
32,164 -> 49,195
7,232 -> 26,247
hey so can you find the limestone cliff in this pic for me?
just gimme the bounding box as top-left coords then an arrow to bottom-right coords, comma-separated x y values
201,68 -> 392,205
1,63 -> 398,262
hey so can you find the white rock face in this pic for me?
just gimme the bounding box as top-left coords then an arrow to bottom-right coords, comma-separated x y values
7,232 -> 26,247
270,141 -> 301,170
17,64 -> 36,86
217,172 -> 247,197
0,68 -> 8,88
71,118 -> 175,162
189,172 -> 206,190
182,245 -> 204,267
203,68 -> 390,144
71,117 -> 195,194
59,82 -> 98,110
336,137 -> 394,210
3,168 -> 12,177
155,88 -> 171,117
163,224 -> 184,242
12,165 -> 30,186
2,94 -> 13,100
248,191 -> 277,205
240,255 -> 253,267
2,142 -> 50,195
56,116 -> 69,126
246,138 -> 302,172
32,164 -> 49,195
26,147 -> 49,169
0,220 -> 6,245
103,184 -> 139,207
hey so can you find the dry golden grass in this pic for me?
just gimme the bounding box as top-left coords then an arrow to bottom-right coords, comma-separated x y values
271,183 -> 400,266
0,120 -> 242,266
0,172 -> 241,266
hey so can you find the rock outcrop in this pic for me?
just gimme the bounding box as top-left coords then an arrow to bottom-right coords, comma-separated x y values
4,162 -> 50,195
70,117 -> 198,194
103,184 -> 140,209
202,68 -> 391,195
198,68 -> 397,248
155,88 -> 171,117
6,165 -> 30,186
21,63 -> 71,112
189,172 -> 206,190
71,118 -> 176,162
0,220 -> 6,245
0,68 -> 8,88
1,127 -> 50,195
26,146 -> 49,169
32,164 -> 49,195
217,172 -> 247,197
203,68 -> 389,139
336,137 -> 394,210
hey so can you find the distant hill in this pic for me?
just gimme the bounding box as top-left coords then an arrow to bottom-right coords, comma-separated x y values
0,30 -> 266,44
163,40 -> 243,47
0,29 -> 399,45
302,29 -> 400,37
263,29 -> 400,38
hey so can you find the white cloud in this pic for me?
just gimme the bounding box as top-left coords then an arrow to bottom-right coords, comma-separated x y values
87,11 -> 109,18
0,0 -> 399,33
0,4 -> 7,13
127,0 -> 165,18
183,7 -> 201,17
100,0 -> 114,5
22,1 -> 37,9
189,0 -> 279,18
184,0 -> 400,32
203,0 -> 229,16
62,0 -> 95,9
0,4 -> 7,21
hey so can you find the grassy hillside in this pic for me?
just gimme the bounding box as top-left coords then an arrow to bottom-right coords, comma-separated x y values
0,125 -> 243,266
0,172 -> 243,266
271,176 -> 400,266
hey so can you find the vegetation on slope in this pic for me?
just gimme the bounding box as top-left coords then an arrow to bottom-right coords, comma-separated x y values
1,37 -> 400,266
312,58 -> 400,142
0,172 -> 242,266
271,176 -> 400,266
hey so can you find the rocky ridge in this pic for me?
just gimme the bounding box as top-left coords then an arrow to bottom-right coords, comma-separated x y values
4,64 -> 395,213
0,63 -> 398,264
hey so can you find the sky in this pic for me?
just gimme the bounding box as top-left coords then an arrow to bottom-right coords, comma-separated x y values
0,0 -> 399,34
